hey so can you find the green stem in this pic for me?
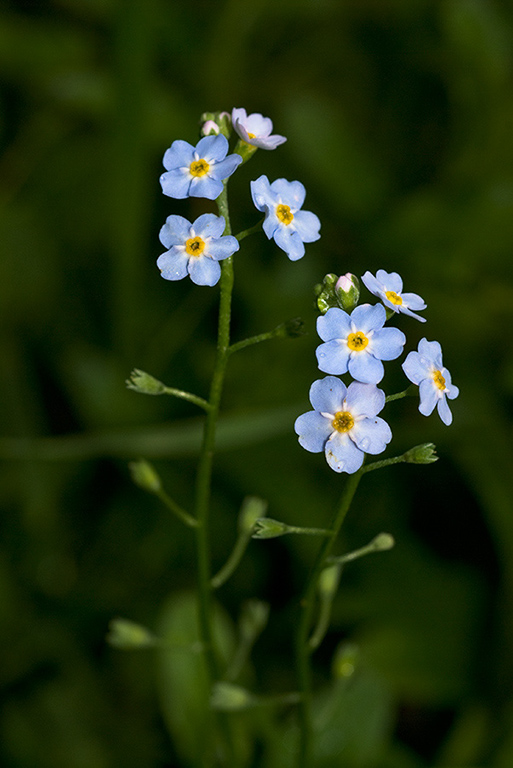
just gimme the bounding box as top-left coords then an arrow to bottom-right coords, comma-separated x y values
363,454 -> 406,473
193,181 -> 237,765
211,531 -> 251,589
228,328 -> 283,356
295,469 -> 364,768
156,487 -> 198,528
385,384 -> 416,403
234,219 -> 264,242
161,386 -> 211,411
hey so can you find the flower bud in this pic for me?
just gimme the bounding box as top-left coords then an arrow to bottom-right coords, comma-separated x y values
126,368 -> 166,395
318,564 -> 342,598
314,273 -> 339,314
402,443 -> 438,464
275,317 -> 305,339
335,273 -> 360,311
332,642 -> 359,679
371,532 -> 395,551
251,517 -> 289,539
238,496 -> 268,535
106,618 -> 157,649
210,682 -> 255,711
200,111 -> 231,138
200,120 -> 220,136
129,459 -> 162,494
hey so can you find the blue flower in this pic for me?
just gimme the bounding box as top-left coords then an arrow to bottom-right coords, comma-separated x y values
160,135 -> 242,200
362,270 -> 427,322
250,175 -> 321,261
157,214 -> 239,287
402,338 -> 459,425
316,304 -> 406,384
232,108 -> 287,150
294,377 -> 392,473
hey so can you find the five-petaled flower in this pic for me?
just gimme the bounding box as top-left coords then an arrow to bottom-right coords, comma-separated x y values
157,214 -> 239,287
294,377 -> 392,473
160,135 -> 242,200
250,175 -> 321,261
362,270 -> 427,322
316,304 -> 406,384
232,108 -> 287,150
402,338 -> 459,425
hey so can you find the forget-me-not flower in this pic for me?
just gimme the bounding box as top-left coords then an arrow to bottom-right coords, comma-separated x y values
294,377 -> 392,473
316,304 -> 406,384
402,338 -> 459,425
157,214 -> 239,287
232,108 -> 287,150
250,175 -> 320,261
362,270 -> 427,322
160,135 -> 242,200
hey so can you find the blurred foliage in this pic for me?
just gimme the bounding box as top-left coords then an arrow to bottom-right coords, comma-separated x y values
1,0 -> 513,765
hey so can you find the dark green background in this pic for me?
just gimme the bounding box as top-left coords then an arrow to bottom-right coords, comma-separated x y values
1,0 -> 513,765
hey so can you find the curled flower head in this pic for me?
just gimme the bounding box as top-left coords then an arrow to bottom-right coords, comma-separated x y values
232,108 -> 287,150
250,175 -> 320,261
160,135 -> 242,200
362,270 -> 426,322
316,304 -> 406,384
294,377 -> 392,473
157,213 -> 239,287
402,338 -> 459,425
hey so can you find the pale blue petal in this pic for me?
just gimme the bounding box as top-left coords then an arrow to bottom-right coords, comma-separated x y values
262,213 -> 279,239
270,179 -> 306,209
309,376 -> 346,413
207,236 -> 239,261
325,433 -> 364,474
294,411 -> 333,453
159,215 -> 191,247
401,292 -> 426,310
317,307 -> 352,342
344,382 -> 385,418
402,351 -> 429,384
193,214 -> 225,239
352,416 -> 392,454
361,271 -> 381,295
196,134 -> 228,162
351,303 -> 386,333
188,255 -> 221,286
189,175 -> 223,200
244,113 -> 273,136
293,210 -> 321,242
399,306 -> 427,322
418,379 -> 437,416
231,108 -> 247,125
376,270 -> 403,293
274,227 -> 305,260
163,140 -> 194,170
446,382 -> 459,400
157,249 -> 189,281
418,338 -> 443,368
210,154 -> 243,180
348,351 -> 384,384
437,396 -> 453,426
250,135 -> 287,149
371,327 -> 406,361
250,175 -> 276,211
316,340 -> 350,375
160,169 -> 191,199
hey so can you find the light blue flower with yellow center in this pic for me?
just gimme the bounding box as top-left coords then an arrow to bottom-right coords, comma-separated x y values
362,269 -> 427,322
250,175 -> 321,261
316,304 -> 406,384
232,108 -> 287,150
160,135 -> 242,200
294,377 -> 392,473
402,338 -> 459,425
157,214 -> 239,287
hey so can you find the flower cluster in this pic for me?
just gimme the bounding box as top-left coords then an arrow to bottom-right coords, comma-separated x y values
295,270 -> 459,473
157,109 -> 320,286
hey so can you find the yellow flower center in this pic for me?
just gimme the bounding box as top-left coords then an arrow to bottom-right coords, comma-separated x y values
185,236 -> 206,257
189,159 -> 210,177
276,204 -> 294,225
385,290 -> 403,306
247,132 -> 256,139
432,370 -> 446,390
332,411 -> 354,433
347,331 -> 369,352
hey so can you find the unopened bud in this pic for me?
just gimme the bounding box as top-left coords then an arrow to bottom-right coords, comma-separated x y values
201,120 -> 220,136
335,273 -> 360,311
251,517 -> 288,539
276,317 -> 305,339
129,459 -> 162,494
210,682 -> 255,711
318,564 -> 342,598
238,496 -> 268,535
314,273 -> 339,314
371,532 -> 395,551
126,368 -> 166,395
106,618 -> 157,649
332,642 -> 359,679
403,443 -> 438,464
200,111 -> 231,138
